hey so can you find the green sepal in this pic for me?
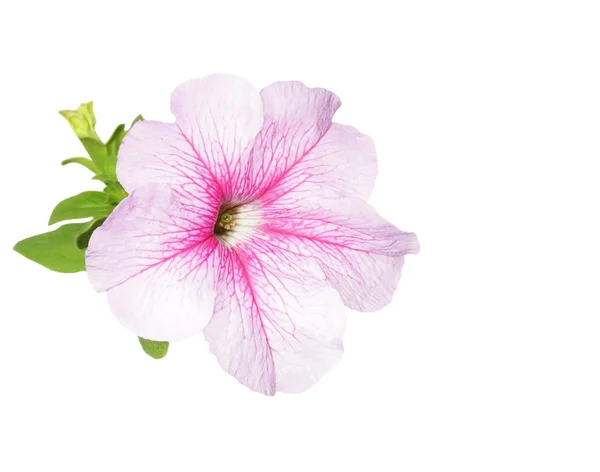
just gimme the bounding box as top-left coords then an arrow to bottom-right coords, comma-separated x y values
138,337 -> 169,359
61,157 -> 99,174
76,217 -> 107,250
48,191 -> 115,225
13,223 -> 87,273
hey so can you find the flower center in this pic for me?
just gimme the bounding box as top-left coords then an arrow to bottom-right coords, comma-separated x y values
214,210 -> 237,235
212,202 -> 262,247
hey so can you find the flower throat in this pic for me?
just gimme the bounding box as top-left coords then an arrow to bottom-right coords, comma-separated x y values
214,208 -> 237,236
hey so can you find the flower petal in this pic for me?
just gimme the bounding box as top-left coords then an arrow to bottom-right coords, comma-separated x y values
204,243 -> 346,395
117,120 -> 223,211
170,74 -> 264,198
259,195 -> 420,311
242,81 -> 342,197
261,123 -> 378,204
86,183 -> 219,341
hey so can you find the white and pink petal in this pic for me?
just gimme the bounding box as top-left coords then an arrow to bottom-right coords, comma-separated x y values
204,242 -> 346,395
86,183 -> 219,341
117,119 -> 223,213
259,196 -> 419,312
170,74 -> 264,198
261,122 -> 378,204
242,81 -> 342,198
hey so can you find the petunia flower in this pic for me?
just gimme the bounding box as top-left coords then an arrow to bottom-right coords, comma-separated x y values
86,74 -> 419,395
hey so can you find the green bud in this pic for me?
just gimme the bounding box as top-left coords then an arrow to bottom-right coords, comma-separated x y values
59,102 -> 101,142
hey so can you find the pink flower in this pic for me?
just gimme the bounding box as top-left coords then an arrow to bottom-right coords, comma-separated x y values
86,74 -> 419,395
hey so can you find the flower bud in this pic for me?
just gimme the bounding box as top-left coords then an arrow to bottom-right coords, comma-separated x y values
59,102 -> 101,142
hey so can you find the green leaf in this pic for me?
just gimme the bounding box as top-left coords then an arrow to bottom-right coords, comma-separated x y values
80,137 -> 108,172
104,124 -> 126,181
138,337 -> 169,359
49,191 -> 115,225
130,114 -> 144,127
92,173 -> 110,182
104,182 -> 128,205
13,223 -> 87,273
106,124 -> 127,156
75,217 -> 107,250
61,157 -> 99,174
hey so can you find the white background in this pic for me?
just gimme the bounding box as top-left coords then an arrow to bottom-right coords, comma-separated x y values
1,1 -> 599,470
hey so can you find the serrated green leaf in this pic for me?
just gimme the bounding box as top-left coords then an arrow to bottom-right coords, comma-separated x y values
48,191 -> 115,225
61,157 -> 99,174
76,217 -> 107,250
13,223 -> 87,273
138,337 -> 169,359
